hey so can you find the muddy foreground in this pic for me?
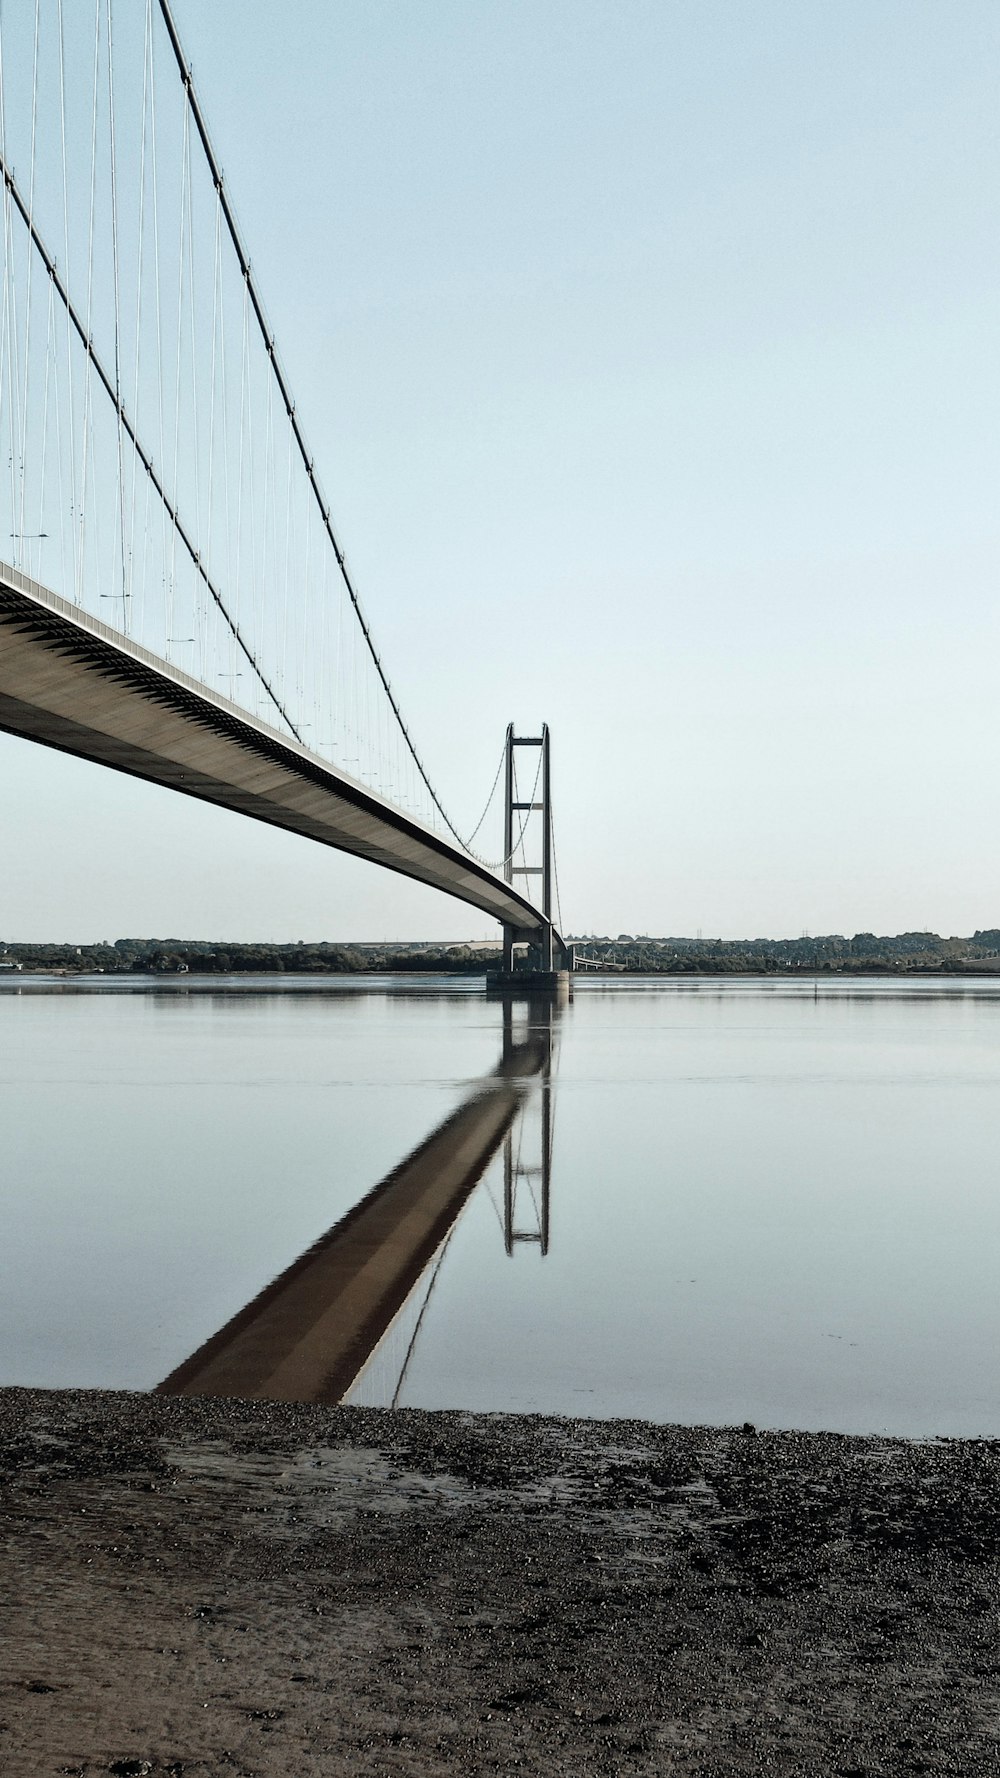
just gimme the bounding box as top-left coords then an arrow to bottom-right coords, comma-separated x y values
1,1387 -> 998,1776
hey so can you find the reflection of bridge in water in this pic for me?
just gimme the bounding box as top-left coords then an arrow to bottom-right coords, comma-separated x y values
158,997 -> 560,1406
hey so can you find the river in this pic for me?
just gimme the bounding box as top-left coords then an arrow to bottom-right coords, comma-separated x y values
2,974 -> 997,1435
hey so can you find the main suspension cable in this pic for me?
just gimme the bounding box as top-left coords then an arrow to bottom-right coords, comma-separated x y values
155,0 -> 489,856
461,737 -> 507,851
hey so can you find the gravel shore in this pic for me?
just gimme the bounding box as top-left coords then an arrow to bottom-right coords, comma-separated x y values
1,1386 -> 998,1775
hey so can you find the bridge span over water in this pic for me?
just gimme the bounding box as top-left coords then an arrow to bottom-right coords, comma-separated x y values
0,561 -> 559,945
0,2 -> 571,967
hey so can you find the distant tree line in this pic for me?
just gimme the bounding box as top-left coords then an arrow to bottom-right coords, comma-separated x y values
569,931 -> 1000,974
0,938 -> 502,975
4,931 -> 1000,976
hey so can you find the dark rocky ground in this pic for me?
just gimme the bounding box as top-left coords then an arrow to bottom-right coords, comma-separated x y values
1,1386 -> 998,1775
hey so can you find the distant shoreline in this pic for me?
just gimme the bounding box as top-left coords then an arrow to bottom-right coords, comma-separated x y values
4,930 -> 1000,979
4,962 -> 1000,983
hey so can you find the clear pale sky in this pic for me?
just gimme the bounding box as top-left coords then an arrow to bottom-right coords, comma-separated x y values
2,0 -> 998,942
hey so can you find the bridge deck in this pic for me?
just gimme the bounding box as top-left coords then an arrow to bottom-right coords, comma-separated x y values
0,563 -> 550,934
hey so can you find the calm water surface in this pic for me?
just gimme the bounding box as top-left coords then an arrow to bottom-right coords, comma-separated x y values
2,974 -> 999,1435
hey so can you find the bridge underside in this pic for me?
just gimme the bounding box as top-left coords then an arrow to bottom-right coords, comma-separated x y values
0,563 -> 554,937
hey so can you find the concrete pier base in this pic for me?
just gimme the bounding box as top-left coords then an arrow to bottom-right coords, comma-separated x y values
486,969 -> 572,1000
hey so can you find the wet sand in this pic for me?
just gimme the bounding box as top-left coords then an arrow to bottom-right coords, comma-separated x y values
1,1386 -> 998,1775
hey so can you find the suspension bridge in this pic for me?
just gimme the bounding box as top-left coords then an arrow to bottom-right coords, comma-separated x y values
0,0 -> 571,973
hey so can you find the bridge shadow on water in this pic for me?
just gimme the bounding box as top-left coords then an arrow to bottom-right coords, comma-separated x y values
157,995 -> 560,1406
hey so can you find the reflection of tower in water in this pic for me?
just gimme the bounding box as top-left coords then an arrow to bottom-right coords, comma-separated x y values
502,995 -> 555,1258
